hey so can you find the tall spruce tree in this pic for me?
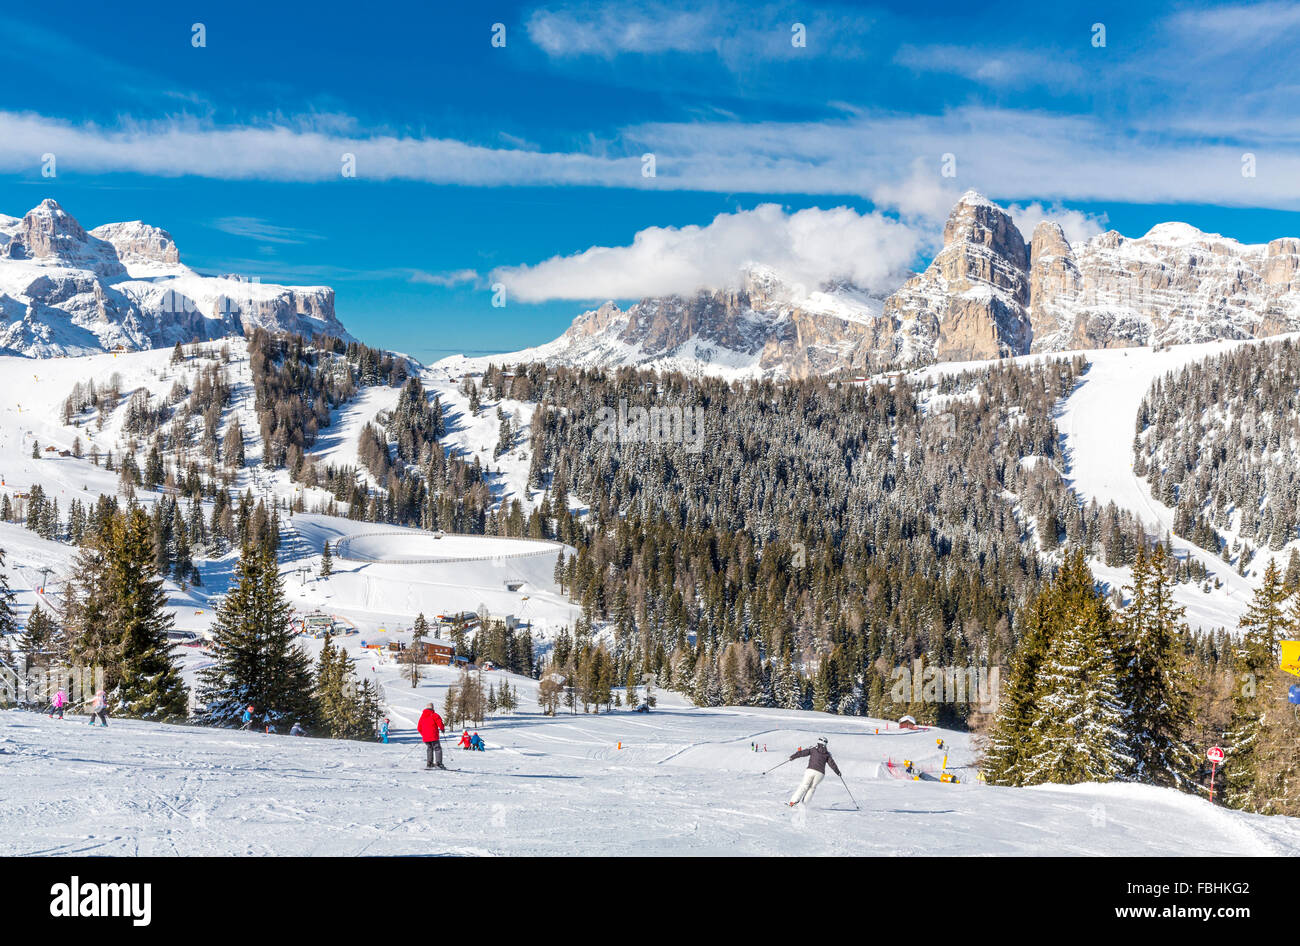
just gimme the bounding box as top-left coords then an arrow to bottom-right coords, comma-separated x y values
1116,544 -> 1198,789
65,534 -> 116,686
0,547 -> 18,643
109,508 -> 189,720
18,603 -> 58,673
198,542 -> 315,727
1224,559 -> 1288,811
313,636 -> 371,738
983,555 -> 1078,785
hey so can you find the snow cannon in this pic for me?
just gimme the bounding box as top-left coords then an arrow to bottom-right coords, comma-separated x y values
1281,640 -> 1300,678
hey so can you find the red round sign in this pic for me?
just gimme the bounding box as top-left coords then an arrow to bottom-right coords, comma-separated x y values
1207,746 -> 1224,763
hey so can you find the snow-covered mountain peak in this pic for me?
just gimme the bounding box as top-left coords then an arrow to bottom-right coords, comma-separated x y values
0,199 -> 124,276
956,189 -> 998,210
90,219 -> 181,271
0,199 -> 352,356
1138,221 -> 1221,246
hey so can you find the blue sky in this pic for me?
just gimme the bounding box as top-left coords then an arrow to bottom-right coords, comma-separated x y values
2,0 -> 1299,359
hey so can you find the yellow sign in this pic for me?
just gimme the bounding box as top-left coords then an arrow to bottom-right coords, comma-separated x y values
1281,640 -> 1300,678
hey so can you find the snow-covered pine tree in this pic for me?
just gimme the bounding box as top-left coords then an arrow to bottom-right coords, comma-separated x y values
1224,559 -> 1288,811
312,636 -> 378,739
198,542 -> 315,728
18,602 -> 58,675
64,534 -> 117,687
0,547 -> 17,641
1020,582 -> 1133,785
986,549 -> 1129,785
983,579 -> 1057,786
1115,543 -> 1198,789
320,539 -> 333,578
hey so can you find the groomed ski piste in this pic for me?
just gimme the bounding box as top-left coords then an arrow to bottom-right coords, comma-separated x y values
900,335 -> 1300,633
5,657 -> 1300,857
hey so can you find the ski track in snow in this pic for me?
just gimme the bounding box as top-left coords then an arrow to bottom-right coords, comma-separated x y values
4,659 -> 1299,857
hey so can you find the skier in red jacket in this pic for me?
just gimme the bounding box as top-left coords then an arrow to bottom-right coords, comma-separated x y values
417,703 -> 447,770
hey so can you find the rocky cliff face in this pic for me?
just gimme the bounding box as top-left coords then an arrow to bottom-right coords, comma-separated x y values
0,200 -> 351,356
1029,222 -> 1300,351
90,220 -> 181,267
855,191 -> 1031,367
529,266 -> 888,379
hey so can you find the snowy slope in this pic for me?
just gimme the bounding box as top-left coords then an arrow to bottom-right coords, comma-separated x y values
1053,341 -> 1278,630
897,337 -> 1292,631
3,688 -> 1296,856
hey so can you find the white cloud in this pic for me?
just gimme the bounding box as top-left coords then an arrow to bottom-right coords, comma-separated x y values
1006,202 -> 1109,247
491,203 -> 922,302
0,111 -> 635,187
409,268 -> 480,288
3,103 -> 1300,220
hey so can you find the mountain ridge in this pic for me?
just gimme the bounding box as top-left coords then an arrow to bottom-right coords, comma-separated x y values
472,191 -> 1300,378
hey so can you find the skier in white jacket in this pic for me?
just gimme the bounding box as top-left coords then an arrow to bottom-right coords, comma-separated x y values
788,737 -> 841,806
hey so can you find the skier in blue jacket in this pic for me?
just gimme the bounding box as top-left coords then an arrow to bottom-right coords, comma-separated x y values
379,718 -> 390,743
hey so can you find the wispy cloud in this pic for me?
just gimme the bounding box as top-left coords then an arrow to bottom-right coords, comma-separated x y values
212,216 -> 322,244
408,268 -> 480,288
893,44 -> 1085,91
0,111 -> 637,187
1,98 -> 1296,217
525,1 -> 876,65
0,13 -> 210,111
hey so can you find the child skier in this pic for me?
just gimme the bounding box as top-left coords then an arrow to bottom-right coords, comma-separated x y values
289,722 -> 305,737
379,718 -> 390,744
470,732 -> 485,751
787,737 -> 841,807
88,690 -> 108,727
458,730 -> 472,749
417,703 -> 446,769
49,688 -> 66,719
240,704 -> 255,731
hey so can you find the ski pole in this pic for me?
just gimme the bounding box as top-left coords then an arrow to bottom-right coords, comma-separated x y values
393,741 -> 422,768
762,757 -> 793,776
836,772 -> 861,810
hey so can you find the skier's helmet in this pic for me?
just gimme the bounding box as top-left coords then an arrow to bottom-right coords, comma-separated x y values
818,736 -> 828,746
